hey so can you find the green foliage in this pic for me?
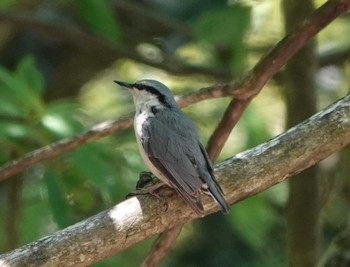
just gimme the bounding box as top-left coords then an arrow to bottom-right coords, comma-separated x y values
0,55 -> 44,118
0,56 -> 134,254
193,3 -> 251,73
43,170 -> 73,228
76,0 -> 121,44
241,103 -> 271,147
42,101 -> 84,138
231,195 -> 277,249
0,0 -> 17,9
0,1 -> 348,266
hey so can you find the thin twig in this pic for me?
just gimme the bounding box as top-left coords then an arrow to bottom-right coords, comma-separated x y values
0,117 -> 133,182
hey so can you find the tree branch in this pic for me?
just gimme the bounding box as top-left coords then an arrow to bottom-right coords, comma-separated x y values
140,225 -> 183,267
0,117 -> 133,182
0,93 -> 349,267
0,0 -> 349,182
206,97 -> 250,161
0,12 -> 230,80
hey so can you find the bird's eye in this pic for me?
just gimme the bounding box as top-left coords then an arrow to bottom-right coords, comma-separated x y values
151,106 -> 157,114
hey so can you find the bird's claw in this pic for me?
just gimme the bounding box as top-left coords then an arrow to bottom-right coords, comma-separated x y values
126,175 -> 169,211
136,171 -> 158,190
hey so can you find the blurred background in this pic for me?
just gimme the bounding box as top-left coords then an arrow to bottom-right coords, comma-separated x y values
0,0 -> 349,266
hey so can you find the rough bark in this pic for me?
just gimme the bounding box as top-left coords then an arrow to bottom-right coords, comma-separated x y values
0,94 -> 349,267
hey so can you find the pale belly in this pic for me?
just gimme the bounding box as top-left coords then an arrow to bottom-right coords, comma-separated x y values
134,114 -> 171,187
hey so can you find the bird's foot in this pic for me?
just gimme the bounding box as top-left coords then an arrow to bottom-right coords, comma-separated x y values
126,172 -> 168,211
136,171 -> 159,190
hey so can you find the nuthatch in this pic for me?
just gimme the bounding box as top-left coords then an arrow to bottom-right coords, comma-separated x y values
115,79 -> 230,215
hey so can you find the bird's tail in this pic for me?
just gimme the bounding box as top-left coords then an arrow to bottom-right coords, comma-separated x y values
204,173 -> 230,213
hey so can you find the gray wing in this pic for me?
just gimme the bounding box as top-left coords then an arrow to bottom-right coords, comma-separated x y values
141,115 -> 205,214
198,143 -> 230,213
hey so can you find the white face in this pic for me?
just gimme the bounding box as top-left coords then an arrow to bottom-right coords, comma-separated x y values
130,88 -> 161,112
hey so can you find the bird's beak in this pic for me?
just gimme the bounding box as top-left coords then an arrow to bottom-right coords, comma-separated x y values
114,80 -> 134,89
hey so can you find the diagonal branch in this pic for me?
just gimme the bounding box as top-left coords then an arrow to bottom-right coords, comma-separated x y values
1,93 -> 349,267
206,97 -> 250,161
0,0 -> 349,182
0,116 -> 133,182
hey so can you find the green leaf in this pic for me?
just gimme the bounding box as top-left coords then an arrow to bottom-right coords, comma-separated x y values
67,142 -> 124,203
230,195 -> 276,249
0,56 -> 44,115
77,0 -> 121,44
20,198 -> 52,244
241,104 -> 271,147
194,4 -> 250,45
15,55 -> 44,96
42,101 -> 84,138
43,170 -> 73,228
193,4 -> 251,73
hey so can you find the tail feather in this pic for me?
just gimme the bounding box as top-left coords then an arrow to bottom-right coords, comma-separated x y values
203,173 -> 230,213
208,182 -> 230,213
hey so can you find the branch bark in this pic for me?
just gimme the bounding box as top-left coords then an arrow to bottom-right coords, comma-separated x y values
0,94 -> 349,267
0,0 -> 349,182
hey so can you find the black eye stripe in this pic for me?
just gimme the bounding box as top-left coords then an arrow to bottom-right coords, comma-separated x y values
134,84 -> 172,108
134,84 -> 163,97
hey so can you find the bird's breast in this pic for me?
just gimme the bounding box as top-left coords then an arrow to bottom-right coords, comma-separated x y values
134,111 -> 150,138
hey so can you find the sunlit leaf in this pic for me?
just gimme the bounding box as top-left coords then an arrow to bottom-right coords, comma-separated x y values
42,101 -> 84,138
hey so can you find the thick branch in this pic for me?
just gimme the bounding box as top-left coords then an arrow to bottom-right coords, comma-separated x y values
1,94 -> 349,267
0,0 -> 348,182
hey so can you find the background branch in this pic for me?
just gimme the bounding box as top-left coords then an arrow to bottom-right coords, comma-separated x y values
206,98 -> 250,161
0,12 -> 230,80
283,0 -> 320,265
0,0 -> 348,183
0,93 -> 349,267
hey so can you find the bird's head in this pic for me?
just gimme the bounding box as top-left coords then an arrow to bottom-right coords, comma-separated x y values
115,79 -> 178,109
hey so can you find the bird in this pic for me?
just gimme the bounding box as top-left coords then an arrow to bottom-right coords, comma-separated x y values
115,79 -> 230,215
